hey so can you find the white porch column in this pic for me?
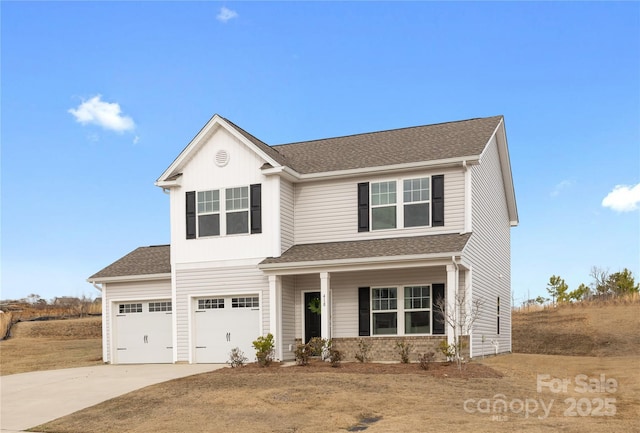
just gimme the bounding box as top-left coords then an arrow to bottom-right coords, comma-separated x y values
320,272 -> 331,340
446,264 -> 459,346
268,275 -> 283,360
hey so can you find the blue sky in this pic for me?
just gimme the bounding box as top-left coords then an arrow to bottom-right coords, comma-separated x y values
2,1 -> 639,305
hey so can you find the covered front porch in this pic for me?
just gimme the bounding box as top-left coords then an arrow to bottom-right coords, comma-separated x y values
259,234 -> 472,362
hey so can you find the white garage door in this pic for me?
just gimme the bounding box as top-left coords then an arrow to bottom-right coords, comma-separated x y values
194,295 -> 260,363
115,300 -> 173,364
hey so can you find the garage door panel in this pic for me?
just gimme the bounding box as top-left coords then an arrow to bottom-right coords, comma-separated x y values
194,295 -> 260,363
115,300 -> 173,364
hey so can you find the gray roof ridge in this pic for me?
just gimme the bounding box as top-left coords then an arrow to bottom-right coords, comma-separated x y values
272,115 -> 504,149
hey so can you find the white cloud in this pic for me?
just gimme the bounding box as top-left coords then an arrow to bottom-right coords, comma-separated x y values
133,135 -> 140,144
602,183 -> 640,212
550,179 -> 573,197
217,6 -> 238,23
68,95 -> 135,132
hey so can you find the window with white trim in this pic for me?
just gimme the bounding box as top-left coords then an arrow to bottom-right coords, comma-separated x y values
232,297 -> 259,308
198,298 -> 225,309
372,288 -> 397,335
371,181 -> 397,230
149,301 -> 172,312
370,177 -> 431,231
370,285 -> 434,336
403,178 -> 430,227
197,190 -> 220,237
119,303 -> 142,314
404,286 -> 430,334
225,186 -> 249,235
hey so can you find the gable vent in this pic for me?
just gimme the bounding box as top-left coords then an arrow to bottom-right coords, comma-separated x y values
215,150 -> 230,167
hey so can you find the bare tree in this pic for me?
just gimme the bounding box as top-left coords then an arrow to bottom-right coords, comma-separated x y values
434,286 -> 484,369
590,266 -> 611,296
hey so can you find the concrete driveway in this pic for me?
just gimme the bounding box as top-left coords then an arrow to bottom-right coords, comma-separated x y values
0,364 -> 224,433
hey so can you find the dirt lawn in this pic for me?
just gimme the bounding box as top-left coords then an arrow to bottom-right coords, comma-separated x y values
33,354 -> 639,433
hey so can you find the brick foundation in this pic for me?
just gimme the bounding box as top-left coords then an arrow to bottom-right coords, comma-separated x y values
295,336 -> 470,363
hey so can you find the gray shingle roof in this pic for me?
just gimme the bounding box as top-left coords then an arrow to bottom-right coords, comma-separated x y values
271,116 -> 502,174
88,245 -> 171,280
260,233 -> 472,266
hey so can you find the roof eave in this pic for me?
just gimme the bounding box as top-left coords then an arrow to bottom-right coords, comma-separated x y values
293,156 -> 481,183
87,273 -> 172,284
258,252 -> 464,275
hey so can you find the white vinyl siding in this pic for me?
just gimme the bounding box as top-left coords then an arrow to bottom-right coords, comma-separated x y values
280,180 -> 295,253
174,263 -> 269,362
169,127 -> 277,264
103,279 -> 172,363
465,135 -> 512,357
294,169 -> 466,244
293,268 -> 448,339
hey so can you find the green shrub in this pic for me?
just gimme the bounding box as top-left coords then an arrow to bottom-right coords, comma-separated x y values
438,340 -> 456,362
252,333 -> 275,367
396,339 -> 413,363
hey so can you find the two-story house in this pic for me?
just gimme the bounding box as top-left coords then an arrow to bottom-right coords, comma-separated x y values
88,114 -> 518,364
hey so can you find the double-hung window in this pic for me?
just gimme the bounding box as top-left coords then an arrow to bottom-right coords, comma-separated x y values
372,287 -> 397,335
368,285 -> 433,336
404,286 -> 431,334
187,184 -> 261,239
371,181 -> 397,230
226,186 -> 249,235
403,178 -> 430,227
197,190 -> 220,236
369,177 -> 431,231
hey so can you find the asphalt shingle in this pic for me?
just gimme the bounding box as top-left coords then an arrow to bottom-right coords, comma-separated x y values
271,116 -> 502,174
88,245 -> 171,280
260,233 -> 472,266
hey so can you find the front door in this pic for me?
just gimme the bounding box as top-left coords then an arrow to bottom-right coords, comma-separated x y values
304,291 -> 321,343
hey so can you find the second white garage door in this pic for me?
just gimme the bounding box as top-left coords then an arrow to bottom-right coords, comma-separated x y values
194,295 -> 260,363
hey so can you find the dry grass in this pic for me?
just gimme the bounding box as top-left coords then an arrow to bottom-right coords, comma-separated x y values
512,303 -> 640,356
0,317 -> 102,375
32,355 -> 639,433
4,301 -> 638,432
0,312 -> 13,341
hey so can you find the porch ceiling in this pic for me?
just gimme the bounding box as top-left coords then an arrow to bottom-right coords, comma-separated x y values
259,233 -> 471,272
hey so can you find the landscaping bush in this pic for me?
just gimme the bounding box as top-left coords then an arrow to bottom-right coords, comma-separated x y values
354,338 -> 371,363
252,333 -> 275,367
227,347 -> 247,368
396,339 -> 413,363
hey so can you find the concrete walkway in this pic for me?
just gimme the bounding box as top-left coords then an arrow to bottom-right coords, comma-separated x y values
0,364 -> 224,433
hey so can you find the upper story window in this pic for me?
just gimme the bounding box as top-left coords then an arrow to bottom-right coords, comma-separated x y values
403,178 -> 430,227
357,175 -> 444,232
225,187 -> 249,235
197,190 -> 220,237
186,184 -> 261,240
371,181 -> 397,230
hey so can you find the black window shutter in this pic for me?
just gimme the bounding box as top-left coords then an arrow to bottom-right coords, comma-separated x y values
250,184 -> 262,234
358,287 -> 370,336
432,175 -> 444,227
432,283 -> 445,335
357,182 -> 369,232
186,191 -> 196,240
